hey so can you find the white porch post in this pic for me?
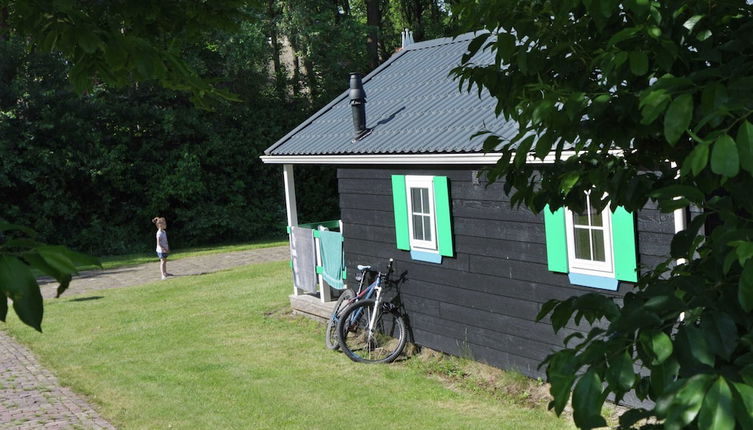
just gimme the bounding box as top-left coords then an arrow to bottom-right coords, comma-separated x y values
671,162 -> 688,267
315,233 -> 331,303
283,164 -> 303,296
674,207 -> 688,266
283,164 -> 299,227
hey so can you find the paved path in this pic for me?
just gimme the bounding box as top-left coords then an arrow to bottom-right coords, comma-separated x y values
1,246 -> 289,429
38,246 -> 290,299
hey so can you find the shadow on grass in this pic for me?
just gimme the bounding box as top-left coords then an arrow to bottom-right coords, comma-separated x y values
67,296 -> 105,302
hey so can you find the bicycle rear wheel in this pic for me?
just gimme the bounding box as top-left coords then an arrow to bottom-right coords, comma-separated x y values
325,288 -> 355,350
337,299 -> 406,363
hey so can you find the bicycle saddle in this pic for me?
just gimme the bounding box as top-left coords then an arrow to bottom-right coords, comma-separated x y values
356,265 -> 371,271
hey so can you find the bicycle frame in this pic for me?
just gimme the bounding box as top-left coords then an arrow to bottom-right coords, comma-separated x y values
345,259 -> 393,333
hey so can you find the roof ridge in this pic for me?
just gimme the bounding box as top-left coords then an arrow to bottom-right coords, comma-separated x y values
403,30 -> 489,51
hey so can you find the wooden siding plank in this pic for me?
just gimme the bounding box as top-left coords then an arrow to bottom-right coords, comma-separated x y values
345,239 -> 471,271
341,208 -> 394,228
638,231 -> 673,257
435,301 -> 575,347
453,199 -> 543,223
410,328 -> 547,378
338,167 -> 471,181
454,218 -> 547,244
454,235 -> 548,262
469,255 -> 575,288
401,280 -> 541,321
410,311 -> 558,361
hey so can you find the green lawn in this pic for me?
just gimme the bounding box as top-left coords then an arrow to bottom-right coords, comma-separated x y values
5,261 -> 573,429
86,240 -> 288,270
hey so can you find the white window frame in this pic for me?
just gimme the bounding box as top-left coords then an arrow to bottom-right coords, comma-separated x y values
564,192 -> 615,278
405,175 -> 438,252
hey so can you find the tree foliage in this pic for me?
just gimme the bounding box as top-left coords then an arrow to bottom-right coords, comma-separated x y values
0,0 -> 251,106
454,0 -> 753,428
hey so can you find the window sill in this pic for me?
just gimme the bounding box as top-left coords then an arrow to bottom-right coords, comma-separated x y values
410,249 -> 442,264
568,273 -> 619,291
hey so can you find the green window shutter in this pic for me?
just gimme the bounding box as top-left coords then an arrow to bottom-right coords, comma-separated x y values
612,206 -> 638,282
391,175 -> 411,250
544,205 -> 568,273
433,176 -> 454,257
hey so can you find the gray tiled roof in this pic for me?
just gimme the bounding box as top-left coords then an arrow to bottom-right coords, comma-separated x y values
264,32 -> 517,156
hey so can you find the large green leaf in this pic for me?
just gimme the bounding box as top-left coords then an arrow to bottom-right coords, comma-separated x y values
546,350 -> 578,415
664,94 -> 693,145
650,358 -> 680,398
650,184 -> 704,203
656,374 -> 713,428
640,329 -> 673,365
699,377 -> 734,430
710,134 -> 740,178
731,383 -> 753,429
701,312 -> 737,361
739,261 -> 753,312
606,351 -> 636,396
737,121 -> 753,174
683,15 -> 705,32
0,222 -> 37,236
572,369 -> 607,429
682,141 -> 710,176
741,364 -> 753,385
629,50 -> 649,76
0,256 -> 43,331
639,89 -> 670,124
677,324 -> 715,367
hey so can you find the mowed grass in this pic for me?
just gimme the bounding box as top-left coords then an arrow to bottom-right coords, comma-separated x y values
86,239 -> 288,270
5,261 -> 573,430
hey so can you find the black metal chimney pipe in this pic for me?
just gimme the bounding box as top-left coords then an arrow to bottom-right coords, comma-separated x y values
349,72 -> 370,141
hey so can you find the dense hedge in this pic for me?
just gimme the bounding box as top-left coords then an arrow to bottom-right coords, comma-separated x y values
0,38 -> 339,255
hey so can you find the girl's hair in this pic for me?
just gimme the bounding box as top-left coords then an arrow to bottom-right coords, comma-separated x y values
152,217 -> 167,228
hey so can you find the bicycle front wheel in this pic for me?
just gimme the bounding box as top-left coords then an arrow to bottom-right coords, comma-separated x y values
337,299 -> 406,364
325,288 -> 355,350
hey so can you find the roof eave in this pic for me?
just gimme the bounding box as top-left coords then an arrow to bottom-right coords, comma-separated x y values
260,150 -> 623,165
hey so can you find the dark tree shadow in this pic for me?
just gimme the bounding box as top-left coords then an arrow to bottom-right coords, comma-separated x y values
68,296 -> 105,302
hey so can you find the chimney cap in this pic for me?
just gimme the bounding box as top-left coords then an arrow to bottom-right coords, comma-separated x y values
349,72 -> 366,101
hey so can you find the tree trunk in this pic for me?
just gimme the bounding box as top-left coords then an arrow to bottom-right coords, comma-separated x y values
340,0 -> 350,16
267,0 -> 284,96
292,54 -> 301,96
0,7 -> 8,41
303,56 -> 317,99
366,0 -> 380,69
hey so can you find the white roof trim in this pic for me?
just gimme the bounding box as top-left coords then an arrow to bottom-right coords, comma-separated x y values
260,150 -> 623,165
261,153 -> 503,165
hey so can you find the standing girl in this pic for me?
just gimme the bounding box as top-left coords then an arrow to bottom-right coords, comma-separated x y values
152,217 -> 172,280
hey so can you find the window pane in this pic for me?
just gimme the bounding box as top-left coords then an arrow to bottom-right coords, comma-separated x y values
411,188 -> 423,213
574,227 -> 592,260
422,215 -> 432,241
412,215 -> 424,240
421,188 -> 430,215
573,212 -> 589,226
591,229 -> 606,262
589,201 -> 603,227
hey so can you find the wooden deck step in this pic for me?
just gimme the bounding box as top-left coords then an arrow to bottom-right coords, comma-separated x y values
289,294 -> 337,322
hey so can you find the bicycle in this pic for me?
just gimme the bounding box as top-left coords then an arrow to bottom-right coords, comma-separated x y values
324,263 -> 377,350
336,258 -> 407,363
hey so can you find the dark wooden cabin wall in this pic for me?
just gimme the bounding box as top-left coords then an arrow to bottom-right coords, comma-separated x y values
338,166 -> 675,378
